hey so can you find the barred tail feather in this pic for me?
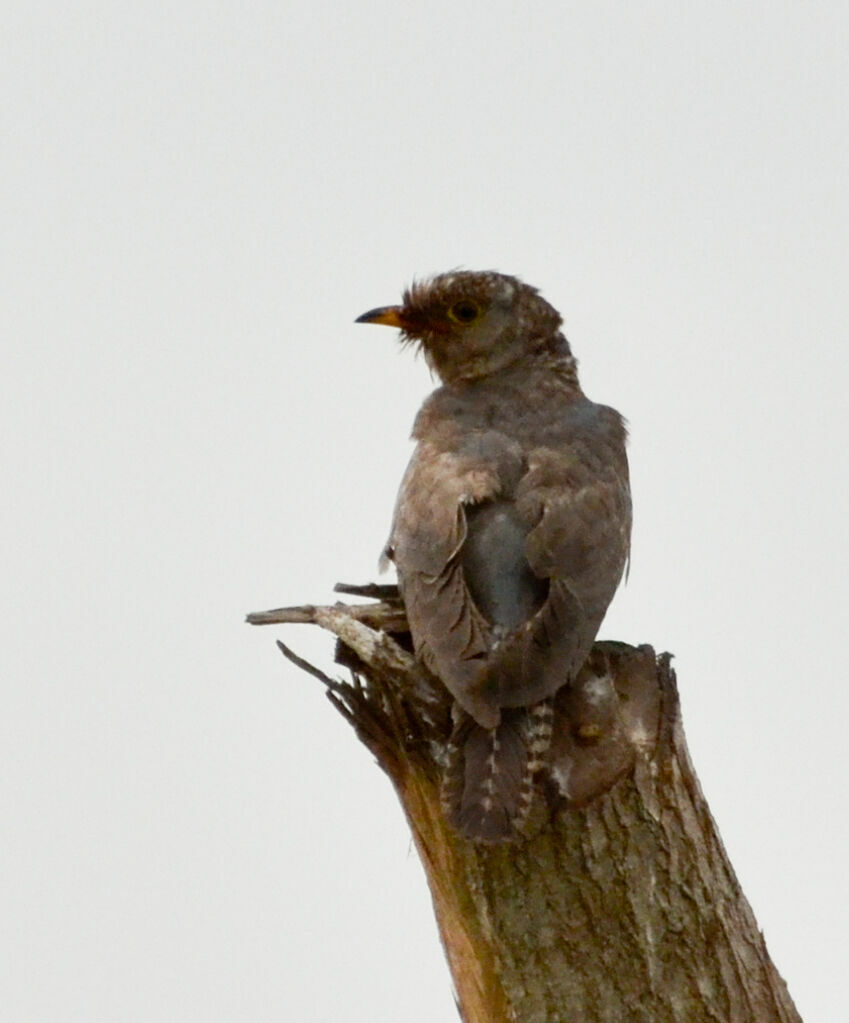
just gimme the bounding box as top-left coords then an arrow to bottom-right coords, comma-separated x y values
441,700 -> 554,843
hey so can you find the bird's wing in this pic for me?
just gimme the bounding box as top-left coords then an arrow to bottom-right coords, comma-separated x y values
519,409 -> 631,593
388,440 -> 504,727
500,413 -> 631,709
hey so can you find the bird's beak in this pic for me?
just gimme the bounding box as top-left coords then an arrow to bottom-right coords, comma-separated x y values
355,305 -> 405,328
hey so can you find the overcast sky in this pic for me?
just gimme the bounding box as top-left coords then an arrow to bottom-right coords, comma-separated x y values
4,3 -> 848,1021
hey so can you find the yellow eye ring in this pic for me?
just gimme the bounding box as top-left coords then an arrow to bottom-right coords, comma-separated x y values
447,300 -> 480,324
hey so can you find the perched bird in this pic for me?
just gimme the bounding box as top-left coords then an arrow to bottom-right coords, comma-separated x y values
356,271 -> 631,842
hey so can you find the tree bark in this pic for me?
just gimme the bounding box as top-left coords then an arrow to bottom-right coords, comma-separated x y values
248,588 -> 801,1023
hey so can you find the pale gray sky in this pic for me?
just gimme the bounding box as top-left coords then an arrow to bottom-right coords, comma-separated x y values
3,3 -> 848,1021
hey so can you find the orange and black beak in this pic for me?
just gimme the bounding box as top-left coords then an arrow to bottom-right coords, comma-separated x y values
355,305 -> 405,328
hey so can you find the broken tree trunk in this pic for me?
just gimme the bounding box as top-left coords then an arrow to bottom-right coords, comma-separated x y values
247,585 -> 801,1023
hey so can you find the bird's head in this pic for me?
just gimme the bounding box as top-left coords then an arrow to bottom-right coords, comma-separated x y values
356,270 -> 565,385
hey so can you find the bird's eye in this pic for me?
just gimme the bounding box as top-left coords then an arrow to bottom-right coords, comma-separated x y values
448,300 -> 480,324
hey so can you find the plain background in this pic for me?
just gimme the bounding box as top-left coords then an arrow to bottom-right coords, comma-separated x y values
4,3 -> 848,1020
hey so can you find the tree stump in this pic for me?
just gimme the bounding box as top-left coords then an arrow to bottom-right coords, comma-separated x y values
247,585 -> 801,1023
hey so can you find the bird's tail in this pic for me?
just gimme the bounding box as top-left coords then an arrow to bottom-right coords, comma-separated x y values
441,700 -> 553,843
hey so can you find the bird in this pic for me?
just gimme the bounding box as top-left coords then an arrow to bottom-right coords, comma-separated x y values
356,270 -> 631,842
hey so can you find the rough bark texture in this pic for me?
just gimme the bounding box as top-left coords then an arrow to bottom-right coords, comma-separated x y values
248,588 -> 801,1023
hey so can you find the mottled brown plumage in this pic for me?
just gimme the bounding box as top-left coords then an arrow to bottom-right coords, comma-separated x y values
357,271 -> 631,842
